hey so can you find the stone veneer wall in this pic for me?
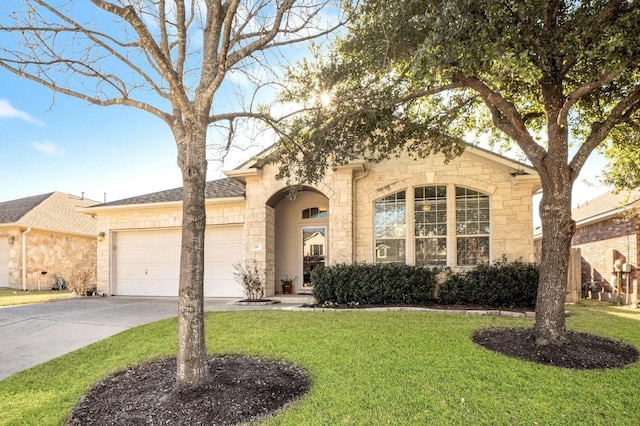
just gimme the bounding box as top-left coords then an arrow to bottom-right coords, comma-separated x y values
243,166 -> 356,296
353,150 -> 537,267
95,201 -> 245,294
6,229 -> 96,290
4,228 -> 21,287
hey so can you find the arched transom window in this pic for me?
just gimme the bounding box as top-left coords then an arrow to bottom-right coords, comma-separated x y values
302,207 -> 327,219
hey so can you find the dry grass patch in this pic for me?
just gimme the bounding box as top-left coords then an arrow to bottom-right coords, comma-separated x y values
0,287 -> 71,307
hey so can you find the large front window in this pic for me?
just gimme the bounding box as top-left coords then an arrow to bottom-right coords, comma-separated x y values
456,187 -> 490,265
414,186 -> 447,266
374,191 -> 406,263
373,185 -> 490,266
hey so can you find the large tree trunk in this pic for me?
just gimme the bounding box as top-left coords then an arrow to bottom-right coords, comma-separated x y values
534,164 -> 575,345
175,121 -> 209,387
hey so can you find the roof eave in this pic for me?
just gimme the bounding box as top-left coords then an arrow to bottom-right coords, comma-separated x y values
82,196 -> 246,215
575,208 -> 626,227
0,224 -> 96,238
335,159 -> 367,172
465,145 -> 538,176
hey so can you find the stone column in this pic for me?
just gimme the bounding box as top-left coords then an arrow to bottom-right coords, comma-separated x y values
243,175 -> 276,296
328,168 -> 354,264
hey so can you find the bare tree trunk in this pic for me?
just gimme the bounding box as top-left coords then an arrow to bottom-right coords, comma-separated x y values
534,168 -> 575,345
175,122 -> 208,387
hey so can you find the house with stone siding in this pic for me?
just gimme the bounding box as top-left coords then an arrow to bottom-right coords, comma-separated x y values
85,144 -> 540,298
0,192 -> 98,290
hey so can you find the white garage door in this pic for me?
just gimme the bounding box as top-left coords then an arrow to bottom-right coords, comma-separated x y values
203,226 -> 244,297
113,226 -> 244,297
0,237 -> 9,287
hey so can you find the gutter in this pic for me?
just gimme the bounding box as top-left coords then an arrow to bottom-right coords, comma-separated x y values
21,227 -> 32,291
81,196 -> 246,214
352,166 -> 369,262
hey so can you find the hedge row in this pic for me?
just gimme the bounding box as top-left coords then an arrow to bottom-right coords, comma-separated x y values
311,258 -> 539,308
437,257 -> 539,308
310,262 -> 437,305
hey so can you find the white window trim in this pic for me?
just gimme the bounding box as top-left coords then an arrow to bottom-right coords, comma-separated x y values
373,183 -> 492,267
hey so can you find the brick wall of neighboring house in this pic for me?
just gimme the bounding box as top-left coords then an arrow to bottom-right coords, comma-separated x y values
11,229 -> 97,291
572,217 -> 638,288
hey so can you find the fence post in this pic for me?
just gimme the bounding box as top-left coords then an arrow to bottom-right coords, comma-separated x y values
566,248 -> 581,303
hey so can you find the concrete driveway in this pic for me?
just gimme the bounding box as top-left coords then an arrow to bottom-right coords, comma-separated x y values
0,296 -> 298,380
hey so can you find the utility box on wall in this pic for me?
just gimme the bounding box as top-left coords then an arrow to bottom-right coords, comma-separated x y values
607,249 -> 626,274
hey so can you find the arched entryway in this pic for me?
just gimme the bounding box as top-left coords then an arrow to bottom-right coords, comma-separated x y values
267,187 -> 329,294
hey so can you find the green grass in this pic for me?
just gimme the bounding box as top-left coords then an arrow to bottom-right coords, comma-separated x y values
0,287 -> 71,307
1,301 -> 640,425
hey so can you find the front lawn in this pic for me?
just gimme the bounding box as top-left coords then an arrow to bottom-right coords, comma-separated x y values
0,287 -> 71,307
1,301 -> 639,425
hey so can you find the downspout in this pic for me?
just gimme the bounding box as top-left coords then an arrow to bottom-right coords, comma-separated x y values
352,166 -> 369,262
21,227 -> 32,291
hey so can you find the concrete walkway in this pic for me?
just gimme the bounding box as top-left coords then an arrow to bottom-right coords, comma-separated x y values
0,296 -> 300,381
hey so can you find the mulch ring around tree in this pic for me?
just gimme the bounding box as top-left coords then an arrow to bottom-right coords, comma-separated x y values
66,355 -> 310,426
473,327 -> 639,369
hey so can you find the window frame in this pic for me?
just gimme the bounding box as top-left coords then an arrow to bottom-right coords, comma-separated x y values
373,190 -> 407,264
372,184 -> 491,267
414,185 -> 448,267
455,187 -> 490,266
302,206 -> 328,220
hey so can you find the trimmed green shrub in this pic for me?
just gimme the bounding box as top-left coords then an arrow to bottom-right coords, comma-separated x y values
438,257 -> 539,308
311,263 -> 437,305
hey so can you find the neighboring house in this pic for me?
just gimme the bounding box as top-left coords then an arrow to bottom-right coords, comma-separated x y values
86,145 -> 540,298
534,189 -> 639,305
0,192 -> 98,290
572,190 -> 639,304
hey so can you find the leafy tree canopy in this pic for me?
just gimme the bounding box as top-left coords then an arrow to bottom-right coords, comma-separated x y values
274,0 -> 639,344
275,0 -> 639,186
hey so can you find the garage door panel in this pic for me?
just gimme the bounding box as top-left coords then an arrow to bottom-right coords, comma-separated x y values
114,229 -> 180,296
204,226 -> 244,297
113,226 -> 243,297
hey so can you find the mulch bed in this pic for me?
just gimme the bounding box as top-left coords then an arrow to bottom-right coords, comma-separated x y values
473,327 -> 639,369
66,310 -> 639,425
66,355 -> 310,426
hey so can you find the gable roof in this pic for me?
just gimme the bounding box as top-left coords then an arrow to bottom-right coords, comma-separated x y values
91,178 -> 246,209
226,142 -> 540,188
0,192 -> 98,236
0,193 -> 53,224
572,189 -> 640,226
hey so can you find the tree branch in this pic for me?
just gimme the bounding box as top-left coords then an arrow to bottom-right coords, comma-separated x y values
455,73 -> 546,166
570,85 -> 640,175
558,56 -> 639,127
0,59 -> 172,124
89,0 -> 190,113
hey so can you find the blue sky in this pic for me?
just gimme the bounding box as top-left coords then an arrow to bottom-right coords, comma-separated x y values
0,0 -> 612,214
0,63 -> 612,213
0,67 -> 269,204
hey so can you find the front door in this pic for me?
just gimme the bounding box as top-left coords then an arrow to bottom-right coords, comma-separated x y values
302,227 -> 326,288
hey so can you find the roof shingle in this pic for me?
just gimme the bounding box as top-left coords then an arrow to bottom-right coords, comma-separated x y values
572,189 -> 640,224
0,193 -> 53,224
0,192 -> 98,236
96,178 -> 246,207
